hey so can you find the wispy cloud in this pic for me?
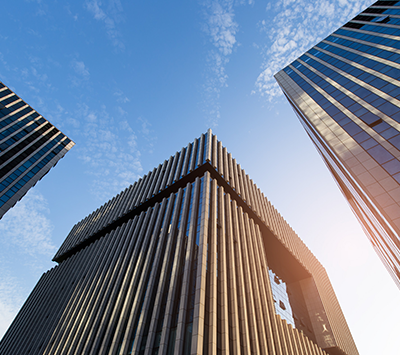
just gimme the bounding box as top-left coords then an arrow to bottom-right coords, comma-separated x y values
65,4 -> 79,21
0,190 -> 56,258
0,189 -> 56,338
254,0 -> 372,100
0,275 -> 24,338
73,60 -> 90,78
137,116 -> 156,154
201,0 -> 239,127
71,103 -> 142,201
69,59 -> 90,87
114,90 -> 130,103
25,0 -> 48,16
85,0 -> 125,50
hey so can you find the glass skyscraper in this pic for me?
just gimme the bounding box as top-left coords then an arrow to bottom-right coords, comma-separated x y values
0,130 -> 358,355
275,0 -> 400,287
0,81 -> 74,218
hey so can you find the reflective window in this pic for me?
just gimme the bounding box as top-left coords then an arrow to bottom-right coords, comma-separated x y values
268,269 -> 295,326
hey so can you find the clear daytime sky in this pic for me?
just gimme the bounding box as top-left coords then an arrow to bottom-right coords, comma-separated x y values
0,1 -> 398,354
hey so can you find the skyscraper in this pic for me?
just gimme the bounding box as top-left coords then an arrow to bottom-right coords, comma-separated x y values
0,81 -> 74,218
275,1 -> 400,287
0,130 -> 358,355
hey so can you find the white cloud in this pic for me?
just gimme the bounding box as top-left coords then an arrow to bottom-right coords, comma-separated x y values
254,0 -> 373,100
0,190 -> 56,257
65,4 -> 79,21
205,1 -> 238,56
114,90 -> 130,103
85,0 -> 125,50
25,0 -> 48,16
138,116 -> 151,136
70,59 -> 90,87
86,0 -> 106,20
0,189 -> 57,339
73,103 -> 143,201
201,0 -> 239,127
0,275 -> 24,339
72,60 -> 90,78
117,106 -> 127,116
136,117 -> 156,154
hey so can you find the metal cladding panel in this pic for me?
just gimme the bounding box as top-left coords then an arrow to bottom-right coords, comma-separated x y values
2,129 -> 358,355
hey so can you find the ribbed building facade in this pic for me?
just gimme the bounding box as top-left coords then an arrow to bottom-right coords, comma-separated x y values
0,130 -> 358,355
275,0 -> 400,287
0,81 -> 74,218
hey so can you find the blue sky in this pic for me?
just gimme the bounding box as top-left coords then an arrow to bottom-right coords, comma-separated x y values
0,0 -> 398,353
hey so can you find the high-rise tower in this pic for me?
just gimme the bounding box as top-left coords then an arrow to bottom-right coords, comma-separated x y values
0,81 -> 74,218
0,130 -> 358,355
275,0 -> 400,287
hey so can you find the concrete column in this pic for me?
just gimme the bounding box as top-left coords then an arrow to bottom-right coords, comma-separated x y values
281,319 -> 295,355
224,193 -> 241,355
173,177 -> 201,354
143,187 -> 185,355
153,160 -> 168,195
252,223 -> 276,355
89,216 -> 140,355
174,148 -> 186,183
181,143 -> 192,178
254,225 -> 283,355
98,212 -> 147,354
227,153 -> 235,189
108,207 -> 154,354
160,156 -> 174,192
196,133 -> 205,168
275,315 -> 289,355
128,177 -> 143,211
205,128 -> 212,164
121,181 -> 137,215
118,201 -> 165,354
206,178 -> 218,355
129,196 -> 173,354
189,138 -> 198,172
80,219 -> 137,354
134,173 -> 150,206
68,223 -> 130,354
147,165 -> 161,200
245,218 -> 269,354
167,151 -> 180,187
287,323 -> 300,355
235,163 -> 244,198
50,231 -> 117,355
222,147 -> 229,184
191,171 -> 211,355
211,133 -> 217,169
231,199 -> 251,354
140,170 -> 154,204
217,186 -> 230,355
157,182 -> 193,355
217,140 -> 223,177
237,209 -> 260,354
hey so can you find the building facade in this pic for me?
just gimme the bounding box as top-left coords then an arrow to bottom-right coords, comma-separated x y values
0,81 -> 74,218
275,0 -> 400,287
0,130 -> 358,355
